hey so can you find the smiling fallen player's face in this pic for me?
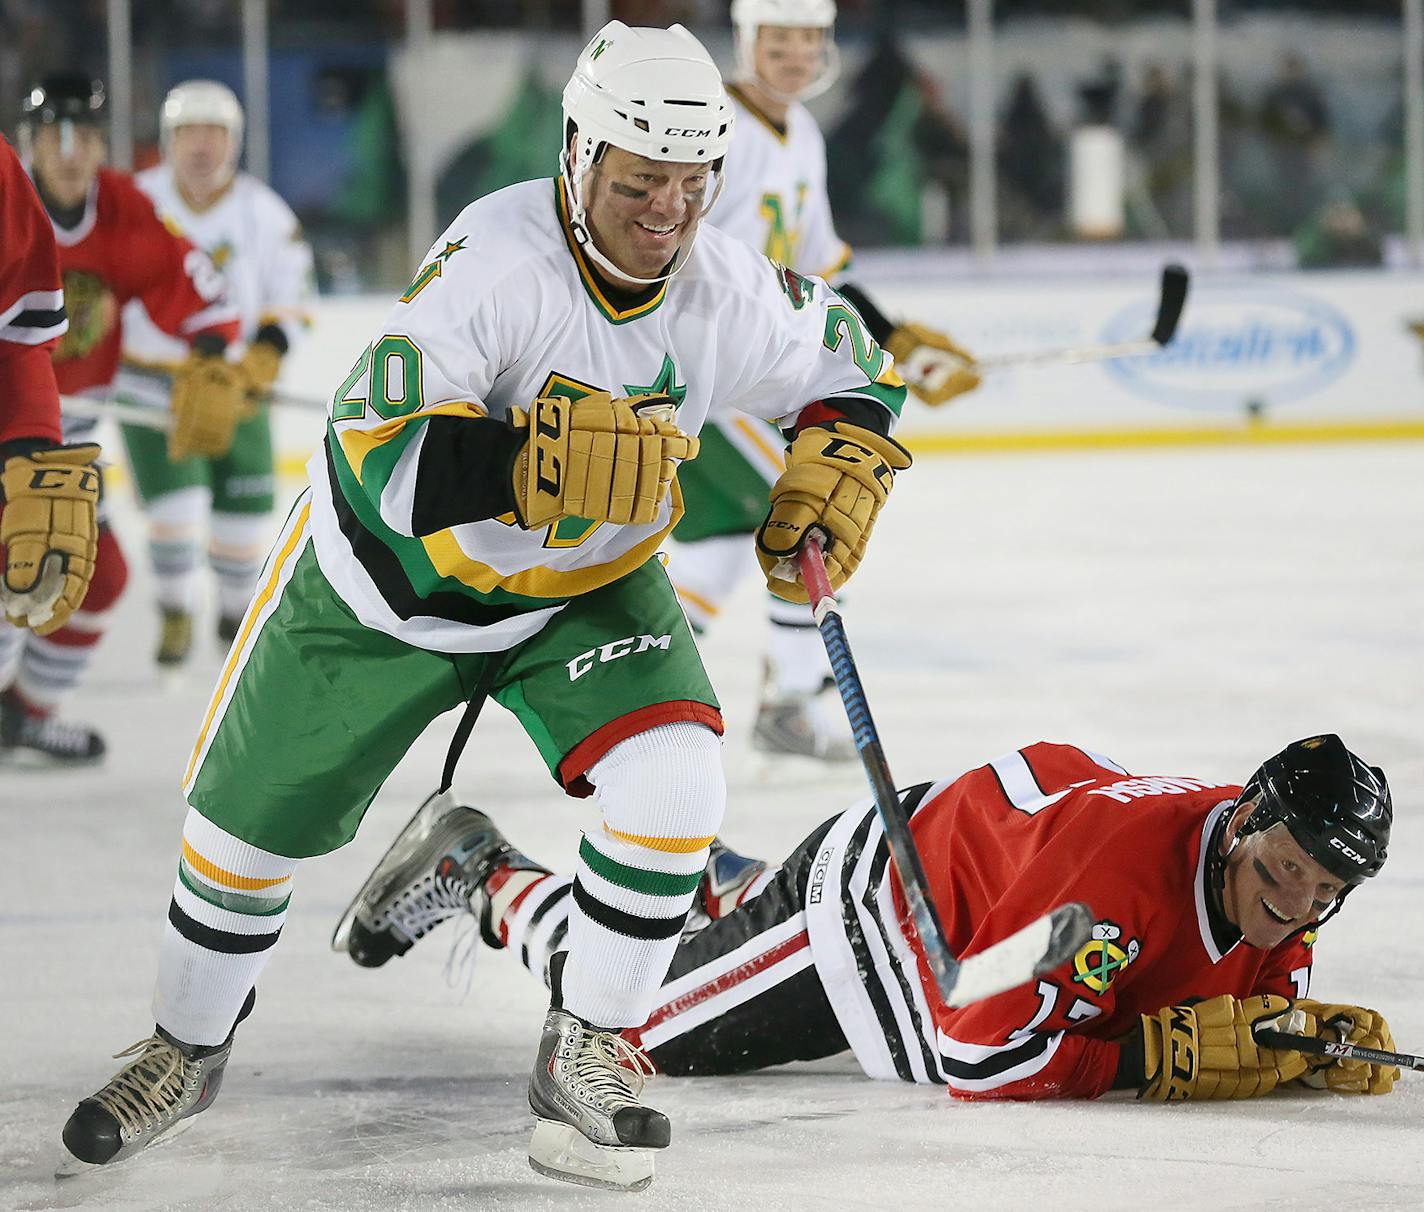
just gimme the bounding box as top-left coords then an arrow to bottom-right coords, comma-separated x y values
581,146 -> 708,284
1222,818 -> 1345,949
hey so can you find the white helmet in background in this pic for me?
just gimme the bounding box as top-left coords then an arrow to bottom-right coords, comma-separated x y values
561,21 -> 734,285
160,79 -> 244,176
731,0 -> 840,102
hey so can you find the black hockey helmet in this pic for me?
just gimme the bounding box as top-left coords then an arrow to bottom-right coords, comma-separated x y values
20,75 -> 107,128
1237,734 -> 1391,884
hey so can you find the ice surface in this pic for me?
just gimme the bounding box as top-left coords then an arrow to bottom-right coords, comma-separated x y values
3,441 -> 1421,1210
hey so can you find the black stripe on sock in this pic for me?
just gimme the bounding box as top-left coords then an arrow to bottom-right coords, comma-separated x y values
168,898 -> 282,955
571,879 -> 686,941
521,883 -> 572,970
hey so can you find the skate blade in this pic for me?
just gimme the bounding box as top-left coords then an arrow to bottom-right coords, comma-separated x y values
54,1114 -> 196,1178
331,788 -> 457,953
527,1119 -> 655,1193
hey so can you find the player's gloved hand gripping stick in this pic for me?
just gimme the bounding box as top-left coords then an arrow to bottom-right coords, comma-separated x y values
794,533 -> 1093,1007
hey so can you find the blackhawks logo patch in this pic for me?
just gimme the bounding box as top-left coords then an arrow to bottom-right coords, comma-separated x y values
1071,920 -> 1140,995
54,270 -> 117,363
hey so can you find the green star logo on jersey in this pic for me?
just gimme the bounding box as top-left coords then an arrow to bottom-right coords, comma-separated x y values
623,354 -> 687,407
435,236 -> 466,263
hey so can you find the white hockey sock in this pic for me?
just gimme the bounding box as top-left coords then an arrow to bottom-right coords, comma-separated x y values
146,487 -> 208,614
561,722 -> 725,1028
153,809 -> 299,1047
489,868 -> 572,986
765,595 -> 834,699
0,618 -> 20,691
14,609 -> 108,713
210,512 -> 269,621
665,534 -> 756,631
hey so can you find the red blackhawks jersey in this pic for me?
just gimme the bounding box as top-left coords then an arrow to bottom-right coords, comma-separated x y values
802,743 -> 1315,1100
46,166 -> 236,401
0,135 -> 66,446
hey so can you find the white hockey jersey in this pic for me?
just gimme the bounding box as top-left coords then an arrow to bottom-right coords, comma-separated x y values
712,84 -> 851,281
309,175 -> 904,654
118,168 -> 314,406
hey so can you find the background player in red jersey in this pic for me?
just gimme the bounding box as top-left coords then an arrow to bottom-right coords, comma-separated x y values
0,76 -> 243,766
0,133 -> 100,651
339,732 -> 1399,1103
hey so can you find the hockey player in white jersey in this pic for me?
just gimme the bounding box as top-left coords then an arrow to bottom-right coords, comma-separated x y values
117,80 -> 314,665
669,0 -> 980,762
61,24 -> 909,1192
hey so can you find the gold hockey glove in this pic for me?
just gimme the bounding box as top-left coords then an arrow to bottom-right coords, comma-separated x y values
170,350 -> 252,461
508,392 -> 698,529
237,340 -> 283,399
1292,998 -> 1398,1095
756,421 -> 911,603
0,443 -> 101,636
884,322 -> 981,406
1139,994 -> 1314,1100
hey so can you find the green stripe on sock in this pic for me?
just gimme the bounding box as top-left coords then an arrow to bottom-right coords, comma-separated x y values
578,838 -> 703,900
178,861 -> 291,917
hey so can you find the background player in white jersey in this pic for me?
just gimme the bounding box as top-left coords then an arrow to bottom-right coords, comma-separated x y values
669,0 -> 981,762
60,24 -> 910,1192
117,81 -> 314,665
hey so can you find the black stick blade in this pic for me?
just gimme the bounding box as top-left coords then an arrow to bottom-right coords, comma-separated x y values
1151,263 -> 1190,346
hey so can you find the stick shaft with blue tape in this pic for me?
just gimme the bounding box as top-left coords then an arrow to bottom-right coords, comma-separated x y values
796,535 -> 963,1003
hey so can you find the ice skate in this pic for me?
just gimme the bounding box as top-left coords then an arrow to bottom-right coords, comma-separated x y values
753,676 -> 857,764
684,838 -> 770,935
58,991 -> 252,1175
155,607 -> 193,666
527,956 -> 668,1192
332,789 -> 529,965
0,690 -> 105,767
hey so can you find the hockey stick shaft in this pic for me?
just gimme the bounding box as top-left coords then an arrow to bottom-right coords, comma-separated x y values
1253,1029 -> 1424,1072
796,536 -> 1091,1006
59,394 -> 173,431
973,264 -> 1190,372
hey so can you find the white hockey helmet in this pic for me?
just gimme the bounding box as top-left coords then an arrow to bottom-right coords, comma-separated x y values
561,22 -> 734,285
160,79 -> 244,171
731,0 -> 840,102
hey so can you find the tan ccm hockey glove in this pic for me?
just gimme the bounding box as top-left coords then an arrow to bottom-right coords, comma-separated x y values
508,391 -> 698,529
756,421 -> 911,603
169,348 -> 253,461
0,443 -> 101,636
1292,998 -> 1399,1095
884,323 -> 982,406
1137,994 -> 1315,1100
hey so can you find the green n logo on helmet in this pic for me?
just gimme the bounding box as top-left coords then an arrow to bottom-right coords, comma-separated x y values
591,37 -> 612,60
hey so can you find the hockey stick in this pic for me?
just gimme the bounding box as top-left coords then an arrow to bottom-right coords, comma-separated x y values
59,394 -> 173,431
972,264 -> 1189,371
796,534 -> 1092,1008
1253,1028 -> 1424,1073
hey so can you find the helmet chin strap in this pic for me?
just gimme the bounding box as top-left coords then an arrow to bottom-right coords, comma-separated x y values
736,36 -> 841,105
559,144 -> 725,288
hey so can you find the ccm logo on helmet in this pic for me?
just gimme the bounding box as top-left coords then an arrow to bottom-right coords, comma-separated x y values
1329,837 -> 1368,865
664,127 -> 712,138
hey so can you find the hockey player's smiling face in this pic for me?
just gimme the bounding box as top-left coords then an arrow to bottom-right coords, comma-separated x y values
1221,817 -> 1345,949
582,146 -> 709,282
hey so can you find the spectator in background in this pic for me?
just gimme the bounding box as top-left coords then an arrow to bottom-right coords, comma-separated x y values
1259,52 -> 1331,230
998,72 -> 1063,241
1128,61 -> 1191,238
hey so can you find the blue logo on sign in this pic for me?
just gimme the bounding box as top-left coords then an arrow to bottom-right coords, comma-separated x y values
1102,284 -> 1355,412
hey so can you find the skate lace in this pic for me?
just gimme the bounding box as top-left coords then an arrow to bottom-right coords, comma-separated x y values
23,714 -> 95,756
571,1030 -> 656,1110
381,872 -> 473,943
92,1036 -> 189,1135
